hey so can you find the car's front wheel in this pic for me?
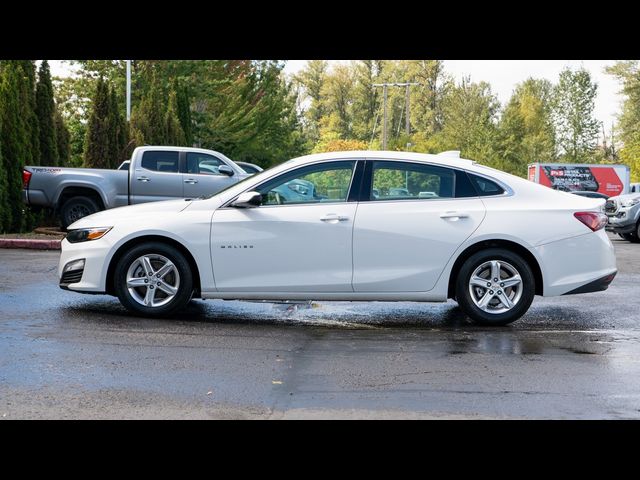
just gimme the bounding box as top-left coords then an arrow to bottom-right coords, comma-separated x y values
114,242 -> 193,317
455,248 -> 535,326
622,232 -> 640,243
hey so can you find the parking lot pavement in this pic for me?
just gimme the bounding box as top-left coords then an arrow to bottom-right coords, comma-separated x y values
1,233 -> 640,419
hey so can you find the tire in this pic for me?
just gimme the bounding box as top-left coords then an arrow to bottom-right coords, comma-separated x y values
113,242 -> 194,317
620,233 -> 639,243
455,248 -> 535,326
60,196 -> 99,229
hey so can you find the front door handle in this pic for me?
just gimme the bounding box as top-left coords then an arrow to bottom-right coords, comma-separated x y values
320,214 -> 349,223
184,178 -> 199,184
439,211 -> 469,220
137,176 -> 150,182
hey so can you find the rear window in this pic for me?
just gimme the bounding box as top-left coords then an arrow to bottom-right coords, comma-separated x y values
141,151 -> 179,173
468,173 -> 505,196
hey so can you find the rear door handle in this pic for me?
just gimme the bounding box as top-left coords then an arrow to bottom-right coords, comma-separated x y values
137,176 -> 150,182
184,179 -> 199,184
439,211 -> 469,220
320,214 -> 349,223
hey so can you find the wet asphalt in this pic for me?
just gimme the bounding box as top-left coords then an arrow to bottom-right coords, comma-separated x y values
1,233 -> 640,419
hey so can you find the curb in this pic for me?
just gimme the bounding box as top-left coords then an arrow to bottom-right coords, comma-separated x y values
0,238 -> 61,250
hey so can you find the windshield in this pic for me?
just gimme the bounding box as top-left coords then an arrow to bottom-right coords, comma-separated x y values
199,161 -> 290,199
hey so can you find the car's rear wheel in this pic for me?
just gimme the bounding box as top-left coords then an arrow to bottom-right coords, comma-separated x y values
114,242 -> 193,317
60,196 -> 99,229
455,248 -> 535,326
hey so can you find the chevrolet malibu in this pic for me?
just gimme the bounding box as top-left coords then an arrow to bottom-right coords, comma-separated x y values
58,151 -> 617,326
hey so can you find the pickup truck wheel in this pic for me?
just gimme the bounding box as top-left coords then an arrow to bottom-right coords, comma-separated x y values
455,248 -> 535,326
625,231 -> 640,243
114,242 -> 193,317
60,196 -> 99,228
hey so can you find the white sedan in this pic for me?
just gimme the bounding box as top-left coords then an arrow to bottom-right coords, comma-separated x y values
58,151 -> 617,325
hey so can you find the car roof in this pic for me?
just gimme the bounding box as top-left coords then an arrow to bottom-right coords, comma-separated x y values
287,150 -> 476,169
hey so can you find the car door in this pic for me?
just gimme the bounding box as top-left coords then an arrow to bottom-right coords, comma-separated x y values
210,160 -> 360,293
130,150 -> 183,203
183,152 -> 238,198
352,160 -> 486,292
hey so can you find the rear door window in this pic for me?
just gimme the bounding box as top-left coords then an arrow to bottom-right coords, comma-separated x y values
370,161 -> 455,200
140,151 -> 179,173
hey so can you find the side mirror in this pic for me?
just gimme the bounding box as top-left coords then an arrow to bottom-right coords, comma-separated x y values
231,191 -> 262,208
218,165 -> 234,176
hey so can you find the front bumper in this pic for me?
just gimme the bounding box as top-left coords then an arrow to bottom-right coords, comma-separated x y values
58,237 -> 112,293
605,209 -> 638,234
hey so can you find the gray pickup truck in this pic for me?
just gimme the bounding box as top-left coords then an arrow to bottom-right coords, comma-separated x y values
605,192 -> 640,242
22,146 -> 249,227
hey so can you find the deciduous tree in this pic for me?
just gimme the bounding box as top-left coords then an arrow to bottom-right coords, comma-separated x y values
553,67 -> 600,163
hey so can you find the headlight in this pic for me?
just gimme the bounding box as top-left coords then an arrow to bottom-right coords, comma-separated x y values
621,198 -> 640,208
66,227 -> 112,243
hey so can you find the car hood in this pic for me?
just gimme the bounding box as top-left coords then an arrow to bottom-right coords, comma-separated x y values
609,193 -> 640,202
67,199 -> 193,230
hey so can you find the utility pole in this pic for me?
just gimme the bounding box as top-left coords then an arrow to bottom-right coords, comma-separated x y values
382,85 -> 388,149
405,84 -> 411,136
126,60 -> 131,121
372,82 -> 420,150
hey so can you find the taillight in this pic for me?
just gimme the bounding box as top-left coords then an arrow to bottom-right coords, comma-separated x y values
574,211 -> 608,232
22,170 -> 32,189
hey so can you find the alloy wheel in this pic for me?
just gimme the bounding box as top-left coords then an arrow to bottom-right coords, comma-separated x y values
468,260 -> 523,314
126,254 -> 181,308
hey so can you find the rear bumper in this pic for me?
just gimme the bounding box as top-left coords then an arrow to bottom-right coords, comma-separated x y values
535,229 -> 617,296
562,271 -> 617,295
22,188 -> 50,207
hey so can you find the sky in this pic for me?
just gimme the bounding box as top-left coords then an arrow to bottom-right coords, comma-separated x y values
49,60 -> 625,136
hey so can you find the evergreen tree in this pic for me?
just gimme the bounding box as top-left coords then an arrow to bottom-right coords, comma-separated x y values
35,60 -> 58,166
83,77 -> 111,168
17,61 -> 40,169
0,62 -> 31,232
54,110 -> 70,166
106,86 -> 119,168
130,72 -> 165,145
552,67 -> 600,163
165,89 -> 186,145
107,85 -> 129,167
0,63 -> 6,231
175,82 -> 193,145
